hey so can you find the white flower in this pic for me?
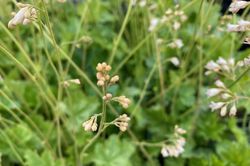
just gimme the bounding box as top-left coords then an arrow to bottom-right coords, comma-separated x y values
175,125 -> 186,135
209,102 -> 225,111
228,58 -> 235,67
173,21 -> 181,30
215,80 -> 226,89
168,39 -> 183,48
229,1 -> 250,13
227,24 -> 241,32
170,57 -> 180,66
148,18 -> 159,32
220,105 -> 227,116
161,146 -> 169,157
217,57 -> 227,65
206,88 -> 222,98
238,20 -> 250,27
139,0 -> 146,7
229,104 -> 237,116
205,61 -> 220,72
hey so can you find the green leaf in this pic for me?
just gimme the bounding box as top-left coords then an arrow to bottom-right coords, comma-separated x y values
88,135 -> 135,166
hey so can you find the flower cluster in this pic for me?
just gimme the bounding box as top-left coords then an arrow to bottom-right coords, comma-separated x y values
161,125 -> 186,157
112,96 -> 131,109
82,62 -> 131,132
148,5 -> 187,32
237,56 -> 250,67
96,62 -> 112,86
229,0 -> 250,13
227,20 -> 250,32
8,3 -> 37,29
205,57 -> 235,76
82,115 -> 98,132
206,80 -> 237,116
113,114 -> 130,132
168,39 -> 183,49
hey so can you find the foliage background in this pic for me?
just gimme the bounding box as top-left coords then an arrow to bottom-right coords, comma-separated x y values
0,0 -> 250,166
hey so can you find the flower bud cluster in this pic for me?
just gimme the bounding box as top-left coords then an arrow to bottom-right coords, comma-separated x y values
82,115 -> 98,132
148,5 -> 187,32
113,114 -> 130,132
227,20 -> 250,32
102,93 -> 112,101
206,80 -> 237,116
8,3 -> 37,29
161,125 -> 186,157
96,62 -> 112,87
168,39 -> 183,49
205,57 -> 235,75
229,1 -> 250,13
112,96 -> 131,109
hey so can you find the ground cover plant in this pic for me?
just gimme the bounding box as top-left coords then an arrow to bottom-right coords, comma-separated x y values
0,0 -> 250,165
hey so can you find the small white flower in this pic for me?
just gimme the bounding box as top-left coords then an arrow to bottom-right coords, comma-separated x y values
173,21 -> 181,30
209,102 -> 225,111
205,61 -> 220,72
227,24 -> 241,32
206,88 -> 222,98
228,58 -> 235,67
217,57 -> 227,66
229,104 -> 237,116
139,0 -> 146,7
220,105 -> 227,116
168,39 -> 183,48
238,20 -> 250,27
175,125 -> 186,135
215,80 -> 226,89
161,146 -> 169,157
170,57 -> 180,66
148,18 -> 159,32
229,1 -> 250,13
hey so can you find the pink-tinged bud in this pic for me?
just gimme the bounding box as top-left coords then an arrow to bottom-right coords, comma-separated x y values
97,80 -> 104,86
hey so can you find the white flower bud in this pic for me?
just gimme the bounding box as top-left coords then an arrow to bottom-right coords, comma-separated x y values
170,57 -> 180,66
209,102 -> 225,111
229,104 -> 237,116
205,61 -> 220,71
215,80 -> 226,89
220,105 -> 227,116
206,88 -> 222,98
